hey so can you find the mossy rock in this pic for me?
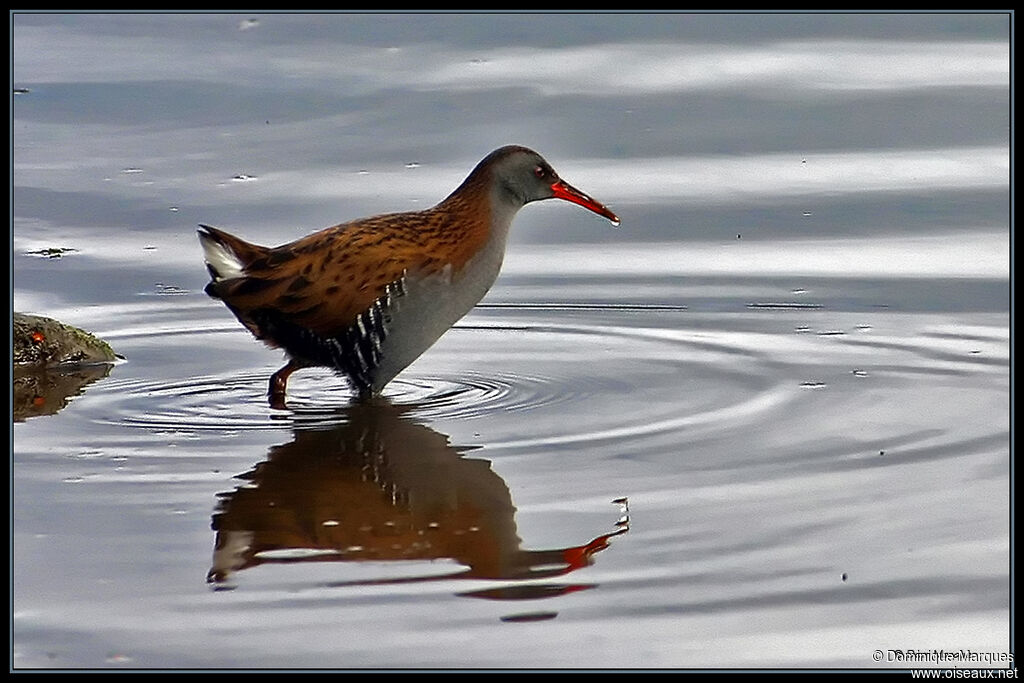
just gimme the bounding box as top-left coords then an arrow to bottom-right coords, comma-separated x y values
13,313 -> 120,422
13,312 -> 118,367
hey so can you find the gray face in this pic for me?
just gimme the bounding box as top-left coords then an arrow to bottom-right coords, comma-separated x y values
491,148 -> 559,206
476,145 -> 620,224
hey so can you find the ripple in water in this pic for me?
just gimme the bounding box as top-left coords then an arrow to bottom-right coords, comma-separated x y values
85,307 -> 785,448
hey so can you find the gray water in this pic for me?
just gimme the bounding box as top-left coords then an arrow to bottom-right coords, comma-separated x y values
12,12 -> 1010,670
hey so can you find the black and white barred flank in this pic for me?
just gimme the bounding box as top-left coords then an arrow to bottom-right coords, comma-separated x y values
250,276 -> 407,397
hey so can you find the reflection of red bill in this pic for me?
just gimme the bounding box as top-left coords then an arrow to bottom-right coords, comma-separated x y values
562,525 -> 628,570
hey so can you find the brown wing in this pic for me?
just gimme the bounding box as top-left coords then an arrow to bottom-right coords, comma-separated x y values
209,208 -> 488,341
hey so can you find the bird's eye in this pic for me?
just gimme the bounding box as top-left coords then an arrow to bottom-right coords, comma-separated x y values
534,165 -> 547,179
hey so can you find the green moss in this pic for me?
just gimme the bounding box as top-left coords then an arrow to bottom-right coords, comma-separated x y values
13,313 -> 118,367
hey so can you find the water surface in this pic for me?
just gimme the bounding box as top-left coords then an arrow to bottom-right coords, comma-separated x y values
12,12 -> 1010,670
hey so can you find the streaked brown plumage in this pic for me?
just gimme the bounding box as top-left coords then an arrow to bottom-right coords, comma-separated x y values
199,145 -> 619,408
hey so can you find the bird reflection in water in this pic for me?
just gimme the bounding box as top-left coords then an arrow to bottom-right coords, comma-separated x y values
207,400 -> 628,608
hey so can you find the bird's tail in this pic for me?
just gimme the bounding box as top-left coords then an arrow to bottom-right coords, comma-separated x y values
197,224 -> 267,282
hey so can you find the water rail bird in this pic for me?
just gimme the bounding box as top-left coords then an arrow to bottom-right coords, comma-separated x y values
199,145 -> 619,409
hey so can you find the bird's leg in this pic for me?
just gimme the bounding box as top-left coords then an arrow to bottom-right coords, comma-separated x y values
268,360 -> 302,410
